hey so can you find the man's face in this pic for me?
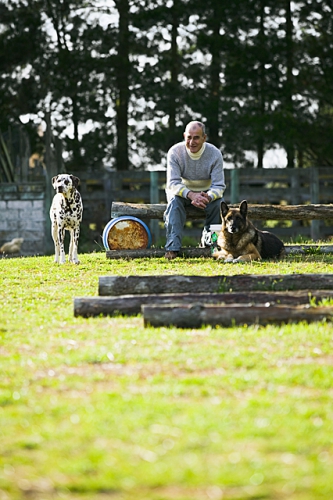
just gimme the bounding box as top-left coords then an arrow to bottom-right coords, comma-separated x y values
184,125 -> 206,153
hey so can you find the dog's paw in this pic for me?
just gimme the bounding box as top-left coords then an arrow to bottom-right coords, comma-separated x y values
213,251 -> 230,261
224,257 -> 234,263
69,257 -> 80,264
232,257 -> 247,263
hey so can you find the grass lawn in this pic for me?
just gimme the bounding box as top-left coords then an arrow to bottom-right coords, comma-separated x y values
1,251 -> 333,500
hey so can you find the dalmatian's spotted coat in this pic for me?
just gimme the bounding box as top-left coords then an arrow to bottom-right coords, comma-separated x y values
50,174 -> 83,264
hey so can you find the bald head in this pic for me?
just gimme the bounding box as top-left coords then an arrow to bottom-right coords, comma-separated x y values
185,121 -> 206,135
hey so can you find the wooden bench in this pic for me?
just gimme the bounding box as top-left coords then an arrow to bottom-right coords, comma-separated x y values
111,201 -> 333,242
106,201 -> 333,258
111,201 -> 333,221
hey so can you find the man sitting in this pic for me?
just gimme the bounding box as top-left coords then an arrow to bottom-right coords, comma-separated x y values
164,120 -> 226,259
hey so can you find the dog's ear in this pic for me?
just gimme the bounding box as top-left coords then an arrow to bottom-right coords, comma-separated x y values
220,201 -> 229,218
239,200 -> 248,218
51,176 -> 58,188
70,175 -> 80,188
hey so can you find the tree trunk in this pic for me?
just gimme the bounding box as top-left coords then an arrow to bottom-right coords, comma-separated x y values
256,0 -> 266,169
74,290 -> 333,317
98,273 -> 333,296
143,303 -> 333,328
207,8 -> 221,147
110,201 -> 333,221
168,0 -> 179,148
115,0 -> 130,171
257,138 -> 264,169
285,0 -> 295,168
72,93 -> 81,169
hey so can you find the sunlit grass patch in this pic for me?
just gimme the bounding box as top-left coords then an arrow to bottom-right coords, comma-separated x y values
1,253 -> 333,499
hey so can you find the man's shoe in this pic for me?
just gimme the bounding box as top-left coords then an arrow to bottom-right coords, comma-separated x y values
165,251 -> 179,260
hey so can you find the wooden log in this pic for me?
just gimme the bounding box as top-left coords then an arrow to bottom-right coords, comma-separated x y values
285,245 -> 333,254
111,201 -> 333,221
74,290 -> 333,317
104,245 -> 333,259
105,247 -> 211,259
111,202 -> 205,220
98,273 -> 333,296
142,303 -> 333,328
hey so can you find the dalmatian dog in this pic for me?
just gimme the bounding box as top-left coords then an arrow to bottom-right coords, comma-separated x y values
50,174 -> 83,264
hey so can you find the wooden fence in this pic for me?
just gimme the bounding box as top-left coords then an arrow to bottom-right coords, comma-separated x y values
77,167 -> 333,245
2,167 -> 332,253
91,167 -> 333,206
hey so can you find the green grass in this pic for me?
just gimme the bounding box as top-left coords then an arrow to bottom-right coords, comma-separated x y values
1,252 -> 333,500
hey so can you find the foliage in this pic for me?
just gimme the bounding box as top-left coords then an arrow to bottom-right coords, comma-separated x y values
1,253 -> 333,499
0,0 -> 333,170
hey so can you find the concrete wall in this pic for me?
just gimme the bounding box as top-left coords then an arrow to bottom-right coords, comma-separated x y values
0,183 -> 47,256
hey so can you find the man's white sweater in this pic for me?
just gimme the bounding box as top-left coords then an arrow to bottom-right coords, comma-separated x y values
166,141 -> 226,202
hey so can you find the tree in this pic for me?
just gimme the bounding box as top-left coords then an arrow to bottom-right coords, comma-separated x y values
38,0 -> 118,170
130,0 -> 193,167
0,0 -> 45,132
219,0 -> 287,167
114,0 -> 130,170
193,0 -> 232,148
297,0 -> 333,165
1,0 -> 333,174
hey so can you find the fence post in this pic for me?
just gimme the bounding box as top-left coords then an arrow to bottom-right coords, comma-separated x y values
310,167 -> 320,241
44,112 -> 57,254
150,170 -> 160,245
290,169 -> 301,237
290,170 -> 300,205
230,168 -> 239,204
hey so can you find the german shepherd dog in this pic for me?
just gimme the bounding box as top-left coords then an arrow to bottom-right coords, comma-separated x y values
213,200 -> 285,262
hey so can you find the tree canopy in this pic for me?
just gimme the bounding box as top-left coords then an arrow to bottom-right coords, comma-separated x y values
0,0 -> 332,171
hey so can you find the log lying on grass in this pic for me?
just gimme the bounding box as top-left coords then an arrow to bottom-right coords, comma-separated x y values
106,247 -> 211,259
111,202 -> 333,220
74,290 -> 333,317
98,273 -> 333,296
286,245 -> 333,254
142,303 -> 333,328
105,245 -> 333,259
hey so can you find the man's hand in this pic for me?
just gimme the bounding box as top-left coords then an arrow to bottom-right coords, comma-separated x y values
187,191 -> 211,209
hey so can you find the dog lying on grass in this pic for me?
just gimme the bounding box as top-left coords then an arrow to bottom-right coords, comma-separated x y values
0,238 -> 24,255
213,200 -> 285,262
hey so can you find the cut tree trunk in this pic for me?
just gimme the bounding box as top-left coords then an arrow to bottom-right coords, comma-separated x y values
106,247 -> 210,259
111,202 -> 333,220
74,290 -> 333,317
105,245 -> 333,259
142,303 -> 333,328
98,274 -> 333,296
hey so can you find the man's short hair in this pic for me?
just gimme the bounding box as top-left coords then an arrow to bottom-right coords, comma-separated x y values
185,121 -> 206,136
